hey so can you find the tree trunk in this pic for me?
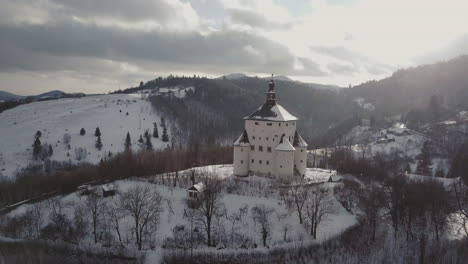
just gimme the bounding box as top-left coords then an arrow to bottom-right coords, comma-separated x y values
207,218 -> 212,247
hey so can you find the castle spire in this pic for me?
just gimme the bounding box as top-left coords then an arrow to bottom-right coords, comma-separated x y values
266,74 -> 276,106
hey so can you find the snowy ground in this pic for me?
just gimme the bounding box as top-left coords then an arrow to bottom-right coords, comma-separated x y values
0,94 -> 168,179
4,165 -> 356,263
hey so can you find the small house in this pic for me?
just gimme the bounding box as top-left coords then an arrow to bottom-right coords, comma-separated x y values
187,182 -> 205,199
102,184 -> 116,197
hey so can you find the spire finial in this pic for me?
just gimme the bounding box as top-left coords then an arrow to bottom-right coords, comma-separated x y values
268,74 -> 275,92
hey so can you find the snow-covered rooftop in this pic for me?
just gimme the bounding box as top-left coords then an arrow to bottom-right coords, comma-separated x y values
102,183 -> 116,192
188,182 -> 205,192
233,130 -> 250,146
245,103 -> 297,122
293,131 -> 308,147
276,135 -> 295,151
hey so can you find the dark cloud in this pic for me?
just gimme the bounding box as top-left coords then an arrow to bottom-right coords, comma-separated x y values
0,21 -> 323,77
52,0 -> 185,23
228,8 -> 292,29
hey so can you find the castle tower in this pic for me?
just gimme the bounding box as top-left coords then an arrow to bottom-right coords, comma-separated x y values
233,76 -> 308,178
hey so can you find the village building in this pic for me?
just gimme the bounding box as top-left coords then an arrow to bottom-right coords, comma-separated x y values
187,182 -> 205,199
102,183 -> 116,197
233,77 -> 308,178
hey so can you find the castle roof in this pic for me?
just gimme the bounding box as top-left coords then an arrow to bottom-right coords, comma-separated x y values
276,134 -> 295,151
245,103 -> 297,122
293,131 -> 308,148
233,130 -> 250,146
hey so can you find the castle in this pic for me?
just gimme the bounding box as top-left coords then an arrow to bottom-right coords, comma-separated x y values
233,77 -> 308,178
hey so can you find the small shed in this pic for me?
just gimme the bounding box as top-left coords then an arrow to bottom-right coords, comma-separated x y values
187,182 -> 205,199
102,184 -> 116,197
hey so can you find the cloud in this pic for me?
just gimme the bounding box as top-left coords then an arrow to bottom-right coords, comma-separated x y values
310,46 -> 393,76
327,62 -> 355,75
415,34 -> 468,64
227,8 -> 292,29
0,20 -> 324,83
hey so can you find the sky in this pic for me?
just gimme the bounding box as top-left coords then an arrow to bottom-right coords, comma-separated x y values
0,0 -> 467,95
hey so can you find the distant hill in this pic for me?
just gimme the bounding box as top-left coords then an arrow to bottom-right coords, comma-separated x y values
219,73 -> 248,80
0,91 -> 24,102
348,55 -> 468,118
117,76 -> 358,147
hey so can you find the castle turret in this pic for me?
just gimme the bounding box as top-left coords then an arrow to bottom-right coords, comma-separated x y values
233,130 -> 250,176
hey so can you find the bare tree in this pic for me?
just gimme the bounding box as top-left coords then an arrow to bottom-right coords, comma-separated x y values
283,176 -> 312,224
86,190 -> 105,244
305,187 -> 336,239
359,185 -> 385,241
383,174 -> 407,238
29,202 -> 44,239
120,185 -> 163,250
251,204 -> 274,247
453,180 -> 468,236
193,173 -> 224,247
105,201 -> 125,248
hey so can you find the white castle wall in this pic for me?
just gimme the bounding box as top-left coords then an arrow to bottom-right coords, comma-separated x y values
275,149 -> 295,177
233,145 -> 249,176
245,119 -> 297,176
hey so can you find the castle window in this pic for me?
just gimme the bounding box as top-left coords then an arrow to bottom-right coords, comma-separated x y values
280,165 -> 283,168
252,136 -> 255,140
251,159 -> 254,163
259,160 -> 262,164
241,160 -> 243,164
267,123 -> 272,126
266,161 -> 270,165
259,146 -> 263,152
279,123 -> 281,127
301,149 -> 303,152
286,123 -> 288,127
266,137 -> 269,141
301,160 -> 303,163
267,147 -> 272,152
259,137 -> 261,140
255,122 -> 259,125
251,145 -> 255,151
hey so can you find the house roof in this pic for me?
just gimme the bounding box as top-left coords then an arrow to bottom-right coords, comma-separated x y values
245,103 -> 297,122
233,130 -> 250,146
102,183 -> 116,192
188,182 -> 205,192
276,134 -> 295,151
293,131 -> 308,148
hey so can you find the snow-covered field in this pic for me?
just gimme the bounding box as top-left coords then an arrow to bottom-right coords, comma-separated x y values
0,94 -> 168,178
4,165 -> 356,263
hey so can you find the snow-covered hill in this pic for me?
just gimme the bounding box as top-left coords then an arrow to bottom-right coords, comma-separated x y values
0,94 -> 168,179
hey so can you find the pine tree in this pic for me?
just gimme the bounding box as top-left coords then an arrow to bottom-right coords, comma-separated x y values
35,130 -> 42,139
153,122 -> 159,138
435,166 -> 445,178
124,132 -> 132,151
95,127 -> 101,137
416,141 -> 432,176
138,135 -> 144,144
80,128 -> 86,136
96,136 -> 103,150
48,145 -> 53,157
144,130 -> 153,150
33,137 -> 42,159
161,121 -> 169,142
